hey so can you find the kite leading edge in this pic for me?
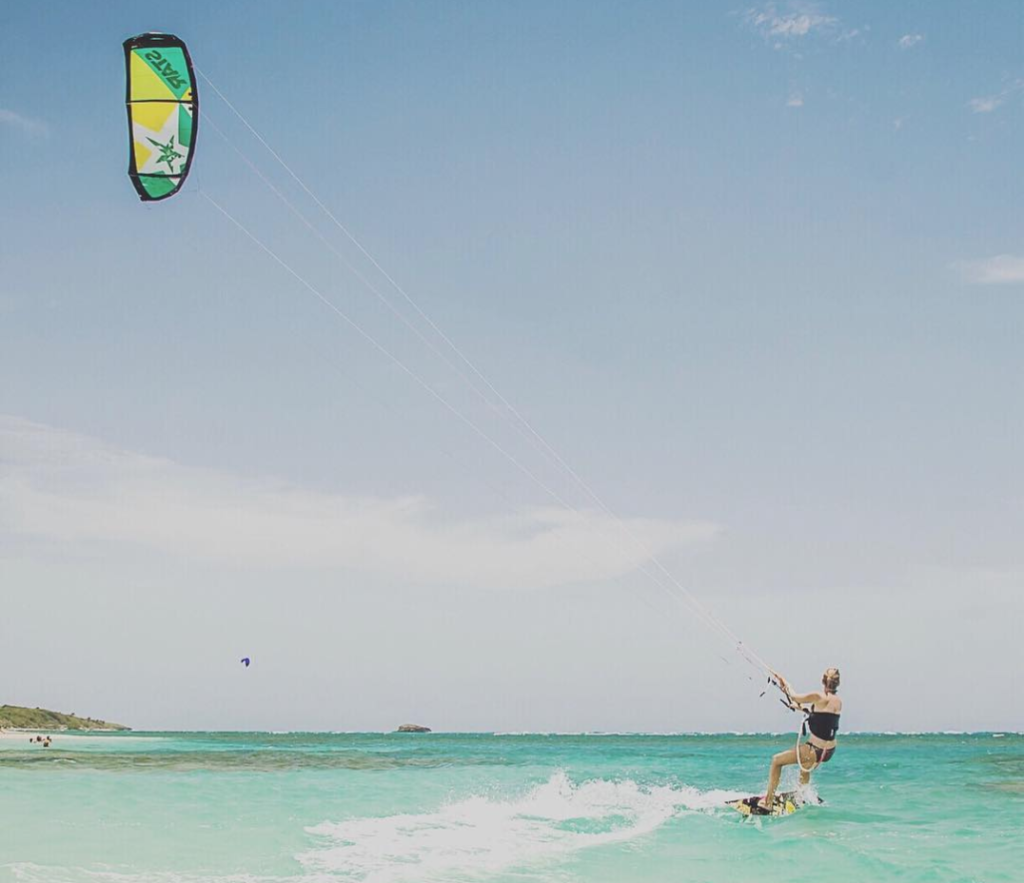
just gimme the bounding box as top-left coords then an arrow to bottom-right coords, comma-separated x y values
123,33 -> 198,201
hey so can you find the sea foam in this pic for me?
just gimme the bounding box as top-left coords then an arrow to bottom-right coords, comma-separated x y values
300,771 -> 744,882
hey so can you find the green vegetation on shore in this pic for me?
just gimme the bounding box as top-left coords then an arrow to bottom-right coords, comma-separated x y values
0,705 -> 130,731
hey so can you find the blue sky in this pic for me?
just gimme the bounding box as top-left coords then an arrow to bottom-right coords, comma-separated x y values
2,1 -> 1022,732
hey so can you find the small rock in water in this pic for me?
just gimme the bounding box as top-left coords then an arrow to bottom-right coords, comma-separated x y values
396,724 -> 431,733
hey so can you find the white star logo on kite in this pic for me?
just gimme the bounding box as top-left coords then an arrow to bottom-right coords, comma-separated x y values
134,107 -> 190,176
147,135 -> 184,172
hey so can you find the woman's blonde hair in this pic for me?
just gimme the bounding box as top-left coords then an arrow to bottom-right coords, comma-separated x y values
822,667 -> 841,692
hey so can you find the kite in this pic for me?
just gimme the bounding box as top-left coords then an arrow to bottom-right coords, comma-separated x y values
240,657 -> 251,667
123,33 -> 198,201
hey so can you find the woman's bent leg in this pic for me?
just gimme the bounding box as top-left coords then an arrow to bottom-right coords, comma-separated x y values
764,748 -> 798,807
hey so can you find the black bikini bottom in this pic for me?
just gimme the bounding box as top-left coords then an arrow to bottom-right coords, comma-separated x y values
812,744 -> 836,764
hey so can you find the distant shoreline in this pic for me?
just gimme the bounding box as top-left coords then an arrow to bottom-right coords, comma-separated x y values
3,729 -> 1016,737
0,728 -> 126,736
0,705 -> 130,732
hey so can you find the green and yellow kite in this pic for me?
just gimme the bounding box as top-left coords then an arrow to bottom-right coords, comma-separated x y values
123,33 -> 197,201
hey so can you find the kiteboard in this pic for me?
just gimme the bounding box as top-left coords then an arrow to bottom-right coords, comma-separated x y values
727,790 -> 822,817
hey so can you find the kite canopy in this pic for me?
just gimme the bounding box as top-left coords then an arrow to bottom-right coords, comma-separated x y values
240,657 -> 251,667
123,33 -> 198,201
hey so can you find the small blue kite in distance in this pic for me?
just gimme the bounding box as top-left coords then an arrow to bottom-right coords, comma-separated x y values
240,657 -> 251,667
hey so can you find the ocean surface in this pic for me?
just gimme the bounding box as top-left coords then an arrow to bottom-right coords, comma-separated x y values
2,731 -> 1021,883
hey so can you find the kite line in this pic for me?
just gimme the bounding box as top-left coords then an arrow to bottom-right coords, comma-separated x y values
196,70 -> 778,686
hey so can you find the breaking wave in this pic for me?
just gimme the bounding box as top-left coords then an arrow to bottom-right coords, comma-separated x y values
300,771 -> 744,882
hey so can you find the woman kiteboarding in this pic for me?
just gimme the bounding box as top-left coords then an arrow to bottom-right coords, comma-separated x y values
756,667 -> 842,813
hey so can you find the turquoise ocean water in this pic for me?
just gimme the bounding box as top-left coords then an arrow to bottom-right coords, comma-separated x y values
2,732 -> 1021,882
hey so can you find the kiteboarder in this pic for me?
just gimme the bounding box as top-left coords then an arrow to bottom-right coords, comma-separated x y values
758,667 -> 842,813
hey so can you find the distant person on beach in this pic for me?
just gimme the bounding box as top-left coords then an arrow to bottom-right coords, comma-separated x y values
759,667 -> 842,813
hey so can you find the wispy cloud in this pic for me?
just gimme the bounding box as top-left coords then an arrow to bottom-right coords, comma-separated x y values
0,108 -> 48,137
743,2 -> 839,45
969,96 -> 1003,114
898,34 -> 924,50
955,254 -> 1024,285
786,93 -> 805,108
0,417 -> 720,590
836,26 -> 864,43
968,79 -> 1024,113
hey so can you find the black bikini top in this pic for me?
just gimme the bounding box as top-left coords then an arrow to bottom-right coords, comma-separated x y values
805,710 -> 840,741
